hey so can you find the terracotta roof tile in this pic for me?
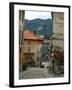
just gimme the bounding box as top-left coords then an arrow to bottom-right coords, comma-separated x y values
23,30 -> 43,41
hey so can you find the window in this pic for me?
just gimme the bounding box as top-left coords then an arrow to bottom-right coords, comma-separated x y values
28,41 -> 31,45
28,47 -> 31,52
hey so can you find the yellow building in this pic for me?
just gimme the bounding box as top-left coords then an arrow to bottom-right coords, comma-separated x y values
22,30 -> 43,67
52,12 -> 64,48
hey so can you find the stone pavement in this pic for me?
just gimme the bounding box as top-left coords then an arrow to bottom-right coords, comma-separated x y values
19,67 -> 64,79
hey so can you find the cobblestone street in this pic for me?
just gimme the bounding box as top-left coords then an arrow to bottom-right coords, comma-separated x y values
19,67 -> 64,79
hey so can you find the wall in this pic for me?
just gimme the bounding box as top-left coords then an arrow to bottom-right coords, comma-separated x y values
23,40 -> 42,66
23,40 -> 38,65
52,12 -> 64,48
0,0 -> 72,90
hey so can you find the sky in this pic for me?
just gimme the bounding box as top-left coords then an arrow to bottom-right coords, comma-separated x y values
25,11 -> 52,20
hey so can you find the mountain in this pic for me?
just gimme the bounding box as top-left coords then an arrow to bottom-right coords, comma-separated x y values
24,18 -> 52,36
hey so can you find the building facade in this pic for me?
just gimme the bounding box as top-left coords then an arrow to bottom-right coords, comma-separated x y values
22,30 -> 43,67
49,12 -> 64,74
19,10 -> 25,71
52,12 -> 64,48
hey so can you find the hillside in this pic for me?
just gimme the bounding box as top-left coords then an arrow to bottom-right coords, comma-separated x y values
24,18 -> 52,36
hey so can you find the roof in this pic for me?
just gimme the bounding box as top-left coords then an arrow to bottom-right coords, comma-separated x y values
23,30 -> 44,41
